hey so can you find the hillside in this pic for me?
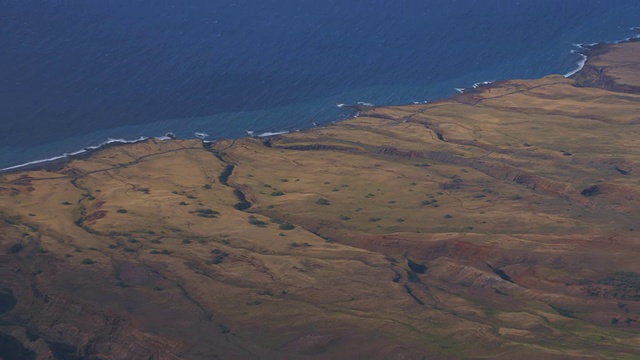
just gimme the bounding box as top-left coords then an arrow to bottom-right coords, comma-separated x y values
1,41 -> 640,359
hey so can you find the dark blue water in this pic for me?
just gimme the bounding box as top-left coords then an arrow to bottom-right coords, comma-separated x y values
1,1 -> 639,169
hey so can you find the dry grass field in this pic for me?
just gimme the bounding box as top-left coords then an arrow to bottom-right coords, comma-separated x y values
1,41 -> 640,359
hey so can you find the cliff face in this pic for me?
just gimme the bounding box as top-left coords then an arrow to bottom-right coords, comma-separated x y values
572,40 -> 640,94
1,42 -> 640,359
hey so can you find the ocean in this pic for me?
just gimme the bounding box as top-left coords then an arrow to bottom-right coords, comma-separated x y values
1,1 -> 640,170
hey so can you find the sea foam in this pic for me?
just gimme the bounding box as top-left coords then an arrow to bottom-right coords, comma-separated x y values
0,136 -> 153,173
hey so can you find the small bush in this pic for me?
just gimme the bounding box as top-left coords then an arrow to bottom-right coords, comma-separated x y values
61,201 -> 72,206
160,249 -> 172,255
369,218 -> 381,222
339,215 -> 351,221
179,201 -> 189,206
271,191 -> 285,196
279,223 -> 295,230
315,198 -> 330,206
196,208 -> 219,218
116,209 -> 128,214
81,258 -> 95,265
444,214 -> 453,218
182,239 -> 192,244
209,255 -> 224,264
151,239 -> 161,244
248,215 -> 268,227
123,247 -> 136,253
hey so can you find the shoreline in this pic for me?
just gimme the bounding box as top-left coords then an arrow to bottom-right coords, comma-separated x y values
2,32 -> 639,175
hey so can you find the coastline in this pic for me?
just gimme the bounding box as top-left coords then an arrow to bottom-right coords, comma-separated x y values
2,33 -> 639,175
3,28 -> 640,359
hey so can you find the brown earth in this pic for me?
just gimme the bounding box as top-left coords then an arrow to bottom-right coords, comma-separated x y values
1,41 -> 640,359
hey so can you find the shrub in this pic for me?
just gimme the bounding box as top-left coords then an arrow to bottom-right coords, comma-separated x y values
315,198 -> 330,206
271,191 -> 285,196
61,201 -> 72,206
369,218 -> 381,222
116,209 -> 128,214
209,255 -> 224,264
339,215 -> 351,221
179,201 -> 189,206
123,247 -> 136,253
279,223 -> 295,230
196,208 -> 219,218
81,258 -> 95,265
248,215 -> 267,227
151,239 -> 161,244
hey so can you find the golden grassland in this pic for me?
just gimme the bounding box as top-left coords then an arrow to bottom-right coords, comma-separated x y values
1,42 -> 640,359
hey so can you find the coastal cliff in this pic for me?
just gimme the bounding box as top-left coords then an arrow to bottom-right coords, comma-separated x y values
1,41 -> 640,359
